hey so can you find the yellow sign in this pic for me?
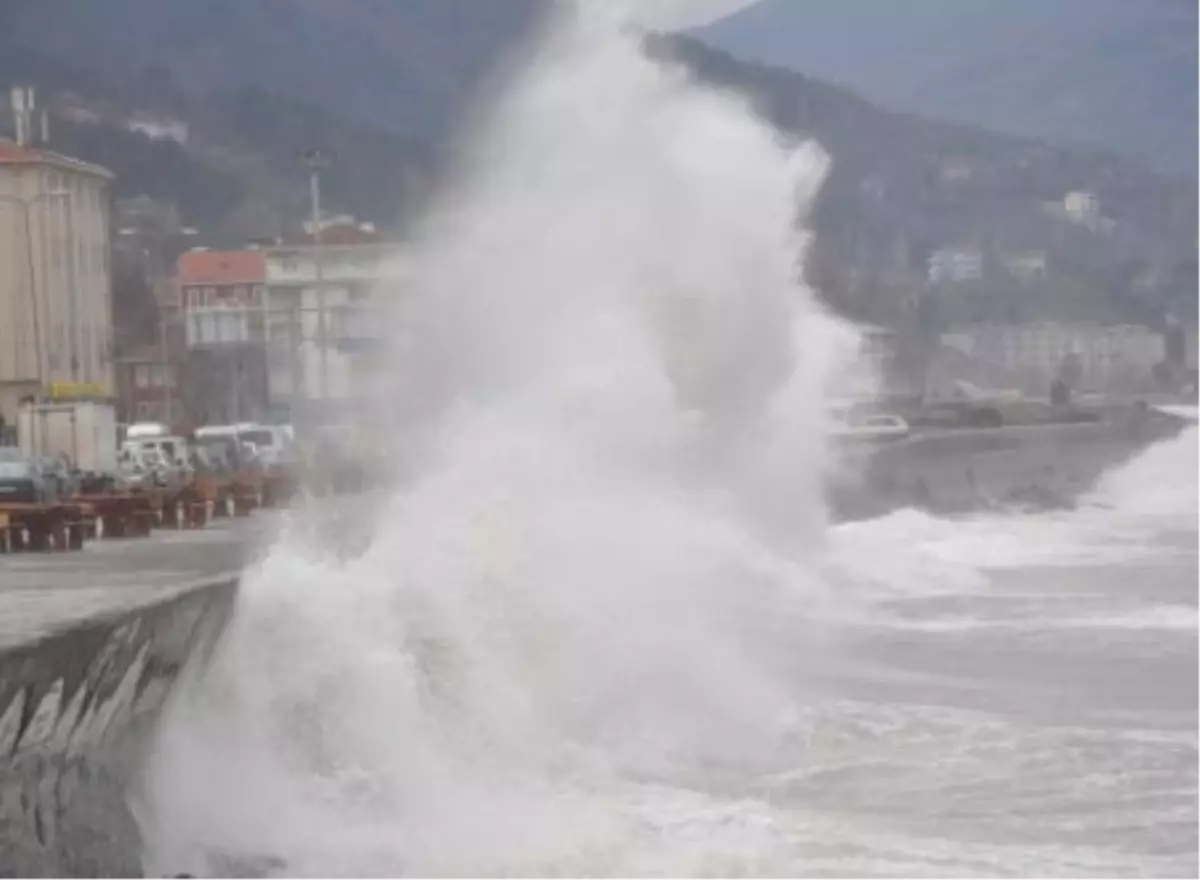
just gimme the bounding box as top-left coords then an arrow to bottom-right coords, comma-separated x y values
49,381 -> 109,400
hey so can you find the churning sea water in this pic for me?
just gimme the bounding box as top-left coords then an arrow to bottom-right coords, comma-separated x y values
134,2 -> 1199,875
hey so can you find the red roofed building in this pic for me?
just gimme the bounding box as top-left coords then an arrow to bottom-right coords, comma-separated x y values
177,248 -> 266,290
171,247 -> 271,425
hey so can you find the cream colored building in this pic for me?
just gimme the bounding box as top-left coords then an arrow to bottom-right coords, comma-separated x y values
942,322 -> 1166,394
0,141 -> 114,423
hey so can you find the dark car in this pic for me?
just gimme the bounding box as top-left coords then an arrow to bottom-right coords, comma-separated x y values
0,450 -> 57,504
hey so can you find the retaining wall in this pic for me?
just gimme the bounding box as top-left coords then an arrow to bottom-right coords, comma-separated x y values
0,578 -> 236,877
829,410 -> 1186,521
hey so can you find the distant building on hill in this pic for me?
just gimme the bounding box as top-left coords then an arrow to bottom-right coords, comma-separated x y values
941,322 -> 1165,394
1063,190 -> 1100,223
928,246 -> 983,284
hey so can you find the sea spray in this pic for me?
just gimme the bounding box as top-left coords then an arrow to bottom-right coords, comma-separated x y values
140,3 -> 871,875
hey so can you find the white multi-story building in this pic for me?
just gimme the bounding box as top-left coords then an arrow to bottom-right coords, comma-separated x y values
1002,250 -> 1048,281
0,139 -> 114,422
942,322 -> 1165,394
263,241 -> 400,417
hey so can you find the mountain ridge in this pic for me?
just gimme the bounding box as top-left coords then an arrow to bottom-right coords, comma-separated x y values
0,0 -> 542,141
696,0 -> 1198,178
0,2 -> 1193,341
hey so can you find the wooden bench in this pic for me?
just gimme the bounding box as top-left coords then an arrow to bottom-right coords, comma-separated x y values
68,493 -> 157,540
0,503 -> 86,552
159,492 -> 209,530
229,471 -> 266,517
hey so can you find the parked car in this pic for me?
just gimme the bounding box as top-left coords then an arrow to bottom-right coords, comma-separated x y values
0,449 -> 58,504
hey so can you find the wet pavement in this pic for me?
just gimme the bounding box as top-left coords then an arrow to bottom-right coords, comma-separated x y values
0,514 -> 280,651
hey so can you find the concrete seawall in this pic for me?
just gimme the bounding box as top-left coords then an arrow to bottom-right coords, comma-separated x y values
831,410 -> 1187,521
0,519 -> 263,878
0,576 -> 237,876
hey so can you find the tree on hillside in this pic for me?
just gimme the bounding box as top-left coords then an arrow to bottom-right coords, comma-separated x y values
110,249 -> 160,357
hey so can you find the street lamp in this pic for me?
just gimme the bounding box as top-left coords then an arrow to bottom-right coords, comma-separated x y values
0,189 -> 70,453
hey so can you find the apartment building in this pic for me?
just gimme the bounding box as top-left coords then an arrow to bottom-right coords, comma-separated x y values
174,248 -> 270,425
0,140 -> 115,423
168,225 -> 399,426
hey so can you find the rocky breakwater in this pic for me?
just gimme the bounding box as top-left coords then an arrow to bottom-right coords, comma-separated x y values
830,403 -> 1190,522
0,559 -> 243,875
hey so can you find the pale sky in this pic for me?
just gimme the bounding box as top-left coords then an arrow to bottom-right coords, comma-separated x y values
611,0 -> 762,31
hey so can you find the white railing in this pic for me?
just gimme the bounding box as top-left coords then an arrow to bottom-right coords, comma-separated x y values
184,304 -> 387,350
185,306 -> 265,347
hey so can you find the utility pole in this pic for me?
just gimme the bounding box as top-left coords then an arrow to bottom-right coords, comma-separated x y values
159,306 -> 172,425
304,149 -> 331,406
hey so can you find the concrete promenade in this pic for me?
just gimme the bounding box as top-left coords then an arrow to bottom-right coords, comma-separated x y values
0,515 -> 275,650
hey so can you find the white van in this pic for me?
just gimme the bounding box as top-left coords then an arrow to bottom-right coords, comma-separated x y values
121,422 -> 190,466
197,423 -> 293,466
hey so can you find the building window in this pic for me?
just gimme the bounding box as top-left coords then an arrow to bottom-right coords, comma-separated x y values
131,363 -> 174,389
267,335 -> 291,369
135,400 -> 161,421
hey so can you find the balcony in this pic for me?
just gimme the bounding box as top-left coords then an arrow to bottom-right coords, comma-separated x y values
185,306 -> 267,347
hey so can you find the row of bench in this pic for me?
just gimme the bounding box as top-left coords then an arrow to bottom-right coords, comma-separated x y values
0,469 -> 298,554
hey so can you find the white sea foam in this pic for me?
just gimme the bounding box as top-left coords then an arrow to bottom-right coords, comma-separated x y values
832,427 -> 1199,584
1089,426 -> 1199,524
140,4 -> 869,874
138,2 -> 1198,875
